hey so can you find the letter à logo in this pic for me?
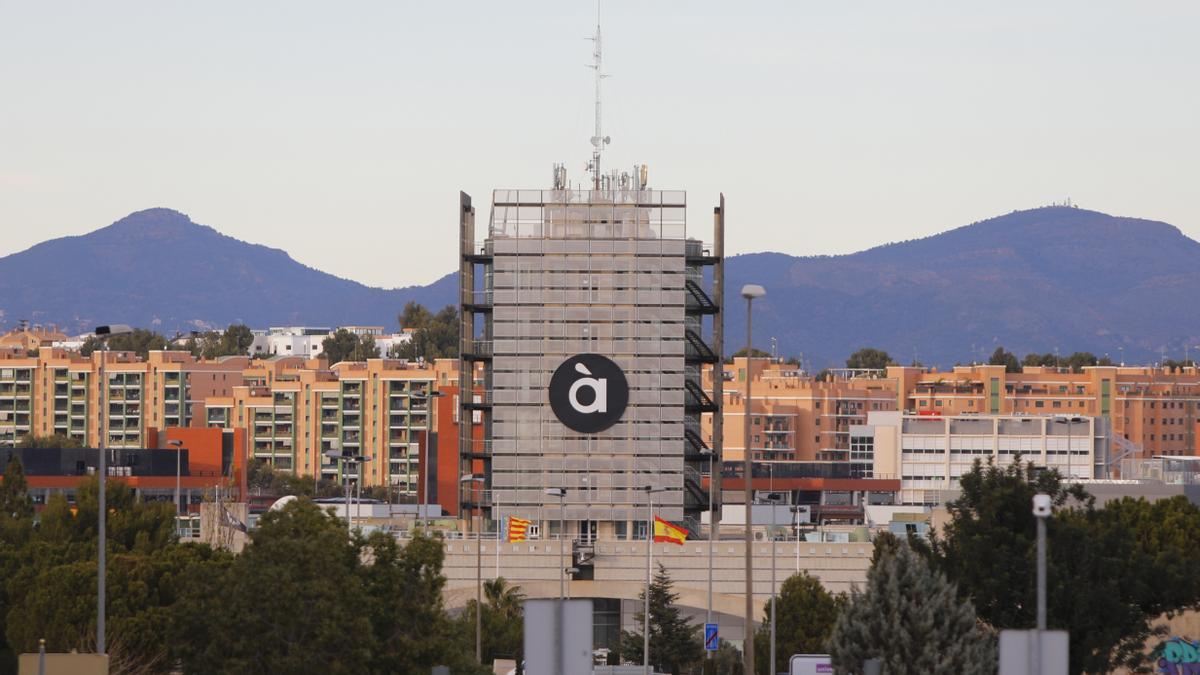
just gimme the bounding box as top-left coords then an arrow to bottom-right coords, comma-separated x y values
568,363 -> 608,414
549,354 -> 629,433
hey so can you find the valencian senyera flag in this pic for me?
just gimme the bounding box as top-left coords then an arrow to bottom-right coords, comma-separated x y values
506,516 -> 533,543
653,516 -> 687,545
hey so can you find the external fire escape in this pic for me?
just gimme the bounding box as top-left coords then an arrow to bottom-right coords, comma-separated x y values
458,193 -> 494,519
683,214 -> 723,536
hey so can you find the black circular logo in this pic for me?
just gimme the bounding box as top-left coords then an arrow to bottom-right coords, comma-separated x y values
548,354 -> 629,434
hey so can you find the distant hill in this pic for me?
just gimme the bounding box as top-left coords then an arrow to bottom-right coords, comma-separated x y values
2,206 -> 1195,366
720,206 -> 1200,367
0,208 -> 455,334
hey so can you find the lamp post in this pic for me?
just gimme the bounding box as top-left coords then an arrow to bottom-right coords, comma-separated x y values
462,474 -> 486,665
92,323 -> 132,656
412,390 -> 445,526
545,486 -> 567,675
1032,493 -> 1053,675
768,467 -> 778,675
325,449 -> 369,532
701,447 -> 715,662
740,283 -> 765,674
642,484 -> 666,675
1053,415 -> 1085,481
168,439 -> 184,534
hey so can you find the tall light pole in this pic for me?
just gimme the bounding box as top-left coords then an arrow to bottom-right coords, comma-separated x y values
545,486 -> 567,675
642,484 -> 666,675
463,474 -> 486,664
93,323 -> 132,656
1053,415 -> 1084,481
740,283 -> 765,674
768,466 -> 778,675
168,439 -> 184,533
412,390 -> 445,526
1032,493 -> 1052,675
701,446 -> 715,662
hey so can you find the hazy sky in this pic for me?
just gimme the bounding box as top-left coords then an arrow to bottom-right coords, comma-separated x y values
2,1 -> 1197,288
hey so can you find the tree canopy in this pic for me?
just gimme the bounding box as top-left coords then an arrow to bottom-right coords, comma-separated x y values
15,433 -> 82,449
321,328 -> 380,365
987,347 -> 1021,373
392,302 -> 459,361
185,324 -> 254,359
829,536 -> 995,674
620,563 -> 704,674
925,458 -> 1200,673
754,571 -> 844,675
80,328 -> 168,358
845,348 -> 894,370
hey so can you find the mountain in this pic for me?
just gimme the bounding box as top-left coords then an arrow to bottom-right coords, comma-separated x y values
2,206 -> 1195,366
0,208 -> 455,334
720,206 -> 1200,367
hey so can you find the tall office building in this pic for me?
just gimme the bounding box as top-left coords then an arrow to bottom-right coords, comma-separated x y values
458,171 -> 724,538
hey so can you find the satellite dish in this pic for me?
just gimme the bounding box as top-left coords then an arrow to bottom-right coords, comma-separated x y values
268,495 -> 299,512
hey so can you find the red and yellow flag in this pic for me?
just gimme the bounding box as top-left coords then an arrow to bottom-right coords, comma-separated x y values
653,516 -> 687,545
506,516 -> 532,543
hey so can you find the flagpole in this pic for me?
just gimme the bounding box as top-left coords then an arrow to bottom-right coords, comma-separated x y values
495,495 -> 501,579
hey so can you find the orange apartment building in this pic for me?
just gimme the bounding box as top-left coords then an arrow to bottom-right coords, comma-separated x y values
715,359 -> 1200,465
0,347 -> 248,449
710,357 -> 899,463
202,357 -> 460,493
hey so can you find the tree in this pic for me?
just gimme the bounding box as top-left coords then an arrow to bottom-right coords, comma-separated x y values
845,348 -> 893,370
754,572 -> 844,675
828,540 -> 995,674
730,347 -> 771,360
246,458 -> 342,498
322,328 -> 380,365
172,498 -> 375,674
393,303 -> 459,361
620,563 -> 704,674
15,433 -> 82,449
188,324 -> 255,359
356,528 -> 487,675
80,328 -> 169,358
0,455 -> 33,521
458,577 -> 524,667
928,459 -> 1200,673
987,347 -> 1021,373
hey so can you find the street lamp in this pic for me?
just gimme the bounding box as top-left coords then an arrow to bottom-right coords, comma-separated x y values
1033,493 -> 1053,675
700,447 -> 716,662
766,467 -> 780,675
1052,415 -> 1085,481
641,484 -> 667,675
167,439 -> 184,533
411,390 -> 445,525
545,486 -> 567,675
92,323 -> 132,656
740,283 -> 765,675
463,474 -> 486,664
324,449 -> 370,532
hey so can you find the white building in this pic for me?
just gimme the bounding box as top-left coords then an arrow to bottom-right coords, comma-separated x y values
249,327 -> 331,358
862,411 -> 1106,505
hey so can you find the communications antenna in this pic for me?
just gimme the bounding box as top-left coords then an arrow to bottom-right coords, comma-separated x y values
586,2 -> 610,190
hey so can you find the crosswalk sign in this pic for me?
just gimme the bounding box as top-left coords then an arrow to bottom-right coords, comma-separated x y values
704,623 -> 719,651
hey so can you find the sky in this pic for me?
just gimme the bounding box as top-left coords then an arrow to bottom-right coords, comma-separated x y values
1,1 -> 1198,288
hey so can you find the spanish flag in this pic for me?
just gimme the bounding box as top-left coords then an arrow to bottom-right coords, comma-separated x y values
653,516 -> 687,545
506,516 -> 533,543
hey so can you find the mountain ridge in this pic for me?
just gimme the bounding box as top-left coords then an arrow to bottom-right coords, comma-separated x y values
1,206 -> 1195,366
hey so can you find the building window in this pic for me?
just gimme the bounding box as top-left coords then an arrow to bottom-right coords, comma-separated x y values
1035,401 -> 1045,408
1052,401 -> 1061,408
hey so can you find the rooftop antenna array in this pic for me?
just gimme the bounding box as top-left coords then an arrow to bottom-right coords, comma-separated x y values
586,2 -> 610,190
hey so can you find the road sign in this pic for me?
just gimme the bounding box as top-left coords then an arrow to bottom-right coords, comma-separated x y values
704,623 -> 718,651
999,630 -> 1068,675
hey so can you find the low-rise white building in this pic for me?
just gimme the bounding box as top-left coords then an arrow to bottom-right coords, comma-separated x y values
862,411 -> 1106,505
249,327 -> 331,358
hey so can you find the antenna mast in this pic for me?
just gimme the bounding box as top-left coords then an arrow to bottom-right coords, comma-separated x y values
586,2 -> 609,190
